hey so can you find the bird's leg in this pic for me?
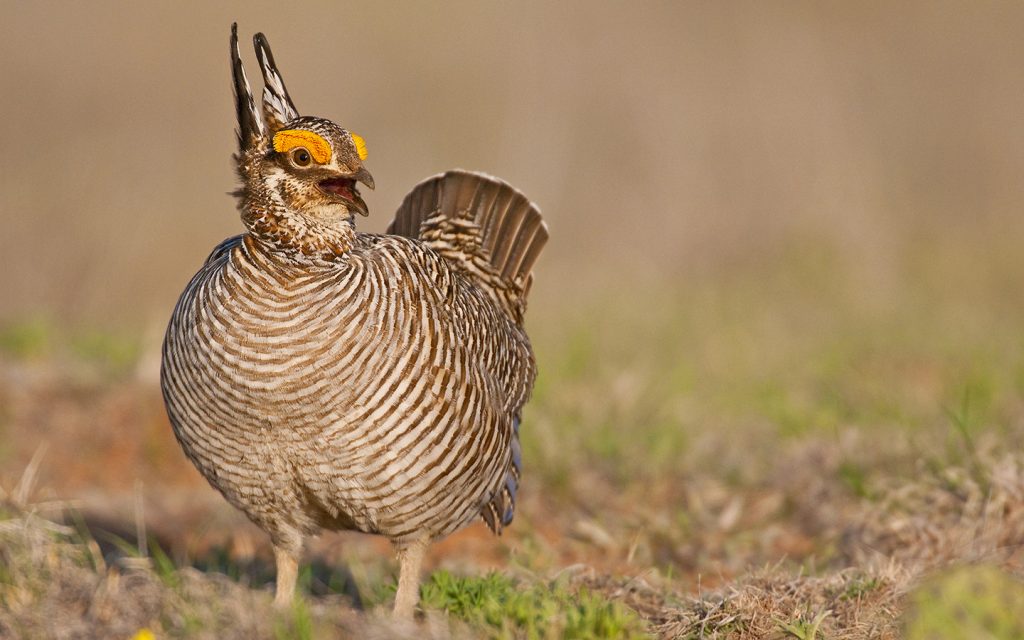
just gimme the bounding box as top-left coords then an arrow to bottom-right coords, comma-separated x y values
273,545 -> 300,608
393,538 -> 428,618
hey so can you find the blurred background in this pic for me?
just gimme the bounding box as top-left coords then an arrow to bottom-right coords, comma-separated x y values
3,1 -> 1023,329
2,2 -> 1024,635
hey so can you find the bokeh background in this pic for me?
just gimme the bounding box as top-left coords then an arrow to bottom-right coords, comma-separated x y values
2,3 -> 1024,637
4,1 -> 1024,328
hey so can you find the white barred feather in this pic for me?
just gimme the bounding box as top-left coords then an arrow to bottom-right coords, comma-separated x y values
163,34 -> 546,615
162,171 -> 545,552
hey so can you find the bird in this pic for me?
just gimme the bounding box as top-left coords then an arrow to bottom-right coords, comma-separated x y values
159,25 -> 548,618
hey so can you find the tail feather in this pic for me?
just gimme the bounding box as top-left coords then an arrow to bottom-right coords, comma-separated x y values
389,170 -> 548,296
499,211 -> 545,282
489,198 -> 529,279
508,220 -> 547,297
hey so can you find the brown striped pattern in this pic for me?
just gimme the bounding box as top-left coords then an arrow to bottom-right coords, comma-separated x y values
161,172 -> 545,557
167,30 -> 546,613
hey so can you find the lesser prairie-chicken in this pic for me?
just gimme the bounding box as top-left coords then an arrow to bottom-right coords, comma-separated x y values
160,25 -> 547,617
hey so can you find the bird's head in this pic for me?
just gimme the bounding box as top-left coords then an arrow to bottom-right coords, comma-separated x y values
264,117 -> 374,219
230,25 -> 374,257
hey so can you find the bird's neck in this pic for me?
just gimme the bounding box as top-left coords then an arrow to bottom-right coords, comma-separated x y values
238,182 -> 355,266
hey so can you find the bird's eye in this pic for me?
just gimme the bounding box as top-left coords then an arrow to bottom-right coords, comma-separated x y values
291,148 -> 312,167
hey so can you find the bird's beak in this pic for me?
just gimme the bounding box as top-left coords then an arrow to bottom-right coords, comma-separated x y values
354,166 -> 374,190
317,166 -> 373,216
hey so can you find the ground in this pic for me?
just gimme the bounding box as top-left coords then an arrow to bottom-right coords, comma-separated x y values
1,249 -> 1023,639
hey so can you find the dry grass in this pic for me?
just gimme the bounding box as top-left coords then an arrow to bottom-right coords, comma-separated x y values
2,441 -> 1023,638
1,342 -> 1023,638
577,446 -> 1024,639
0,483 -> 473,639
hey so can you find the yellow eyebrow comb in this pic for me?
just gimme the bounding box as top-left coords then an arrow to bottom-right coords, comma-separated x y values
272,130 -> 332,164
350,132 -> 368,161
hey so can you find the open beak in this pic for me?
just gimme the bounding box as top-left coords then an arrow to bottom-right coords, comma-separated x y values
318,167 -> 374,216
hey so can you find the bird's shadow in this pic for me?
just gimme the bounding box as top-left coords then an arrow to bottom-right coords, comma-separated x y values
74,512 -> 365,609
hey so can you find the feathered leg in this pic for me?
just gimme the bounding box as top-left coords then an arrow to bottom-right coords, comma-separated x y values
273,545 -> 299,608
393,538 -> 428,618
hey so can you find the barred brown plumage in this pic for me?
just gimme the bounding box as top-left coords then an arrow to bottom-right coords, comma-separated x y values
159,25 -> 548,618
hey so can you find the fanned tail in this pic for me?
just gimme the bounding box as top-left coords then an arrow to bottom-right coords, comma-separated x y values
388,170 -> 549,304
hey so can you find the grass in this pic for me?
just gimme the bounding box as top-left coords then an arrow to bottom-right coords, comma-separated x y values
0,499 -> 648,639
0,318 -> 141,376
903,566 -> 1024,640
418,571 -> 649,639
273,599 -> 314,640
0,319 -> 53,360
2,375 -> 1021,638
552,272 -> 1018,461
774,609 -> 830,640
